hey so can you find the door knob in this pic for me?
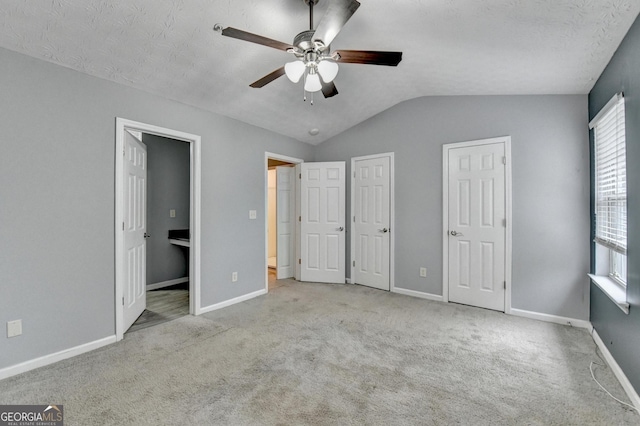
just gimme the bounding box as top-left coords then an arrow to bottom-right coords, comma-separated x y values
449,230 -> 463,236
338,227 -> 344,231
379,228 -> 389,233
144,233 -> 151,238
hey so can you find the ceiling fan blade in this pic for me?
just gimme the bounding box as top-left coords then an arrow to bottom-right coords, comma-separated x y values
221,27 -> 293,51
321,81 -> 339,98
312,0 -> 361,48
249,67 -> 286,88
334,50 -> 403,66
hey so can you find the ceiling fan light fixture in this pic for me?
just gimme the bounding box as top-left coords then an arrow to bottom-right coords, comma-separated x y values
304,69 -> 322,92
317,60 -> 339,83
285,60 -> 306,83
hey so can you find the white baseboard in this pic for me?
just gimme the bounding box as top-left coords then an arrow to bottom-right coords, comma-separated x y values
346,278 -> 353,284
392,287 -> 444,302
0,335 -> 116,381
147,276 -> 189,291
509,308 -> 592,329
199,289 -> 267,315
592,329 -> 640,411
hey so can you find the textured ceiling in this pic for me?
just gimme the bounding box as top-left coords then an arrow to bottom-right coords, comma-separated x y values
0,0 -> 638,144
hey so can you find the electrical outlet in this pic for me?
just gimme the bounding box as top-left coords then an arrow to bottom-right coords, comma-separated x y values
249,210 -> 257,220
7,320 -> 22,338
170,209 -> 176,218
232,272 -> 238,282
420,267 -> 427,278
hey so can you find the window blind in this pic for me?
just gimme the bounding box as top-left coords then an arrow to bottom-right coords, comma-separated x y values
592,94 -> 626,255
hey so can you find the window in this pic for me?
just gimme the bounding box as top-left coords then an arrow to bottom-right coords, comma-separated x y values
589,93 -> 628,313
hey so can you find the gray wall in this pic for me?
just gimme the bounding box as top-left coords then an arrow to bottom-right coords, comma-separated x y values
314,95 -> 590,320
0,46 -> 313,370
589,14 -> 640,393
144,134 -> 190,285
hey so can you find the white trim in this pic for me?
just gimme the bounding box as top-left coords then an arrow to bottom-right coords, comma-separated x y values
589,274 -> 630,314
199,289 -> 267,315
392,287 -> 443,302
115,118 -> 202,340
592,328 -> 640,411
589,92 -> 624,129
510,308 -> 592,329
442,136 -> 512,312
264,152 -> 304,292
350,152 -> 395,292
0,336 -> 116,380
146,277 -> 189,291
346,278 -> 353,284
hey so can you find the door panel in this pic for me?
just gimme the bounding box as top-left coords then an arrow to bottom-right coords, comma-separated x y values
300,162 -> 345,283
276,166 -> 295,279
123,130 -> 147,331
353,156 -> 390,290
448,142 -> 505,311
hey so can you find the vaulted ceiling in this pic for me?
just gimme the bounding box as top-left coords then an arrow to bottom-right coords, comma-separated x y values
1,0 -> 638,144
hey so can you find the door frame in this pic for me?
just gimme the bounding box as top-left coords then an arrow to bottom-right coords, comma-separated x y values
264,152 -> 303,291
441,136 -> 512,313
350,152 -> 395,291
115,118 -> 202,341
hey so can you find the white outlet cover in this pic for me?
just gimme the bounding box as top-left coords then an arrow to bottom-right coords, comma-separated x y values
170,209 -> 176,218
420,267 -> 427,278
249,210 -> 257,220
232,272 -> 238,282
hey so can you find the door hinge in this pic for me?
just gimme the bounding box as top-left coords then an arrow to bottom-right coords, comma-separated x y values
502,218 -> 506,227
353,171 -> 356,178
122,222 -> 125,231
299,173 -> 301,179
502,156 -> 507,165
353,216 -> 355,222
353,261 -> 355,267
298,216 -> 301,222
122,297 -> 125,305
298,259 -> 301,265
504,281 -> 506,290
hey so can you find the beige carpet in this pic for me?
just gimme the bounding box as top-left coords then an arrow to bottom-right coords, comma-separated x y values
0,279 -> 637,425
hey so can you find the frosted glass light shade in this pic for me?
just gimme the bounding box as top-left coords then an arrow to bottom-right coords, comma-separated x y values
284,60 -> 305,83
304,72 -> 322,92
317,61 -> 339,83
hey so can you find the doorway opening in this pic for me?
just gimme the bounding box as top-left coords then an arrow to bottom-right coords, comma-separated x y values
115,118 -> 202,340
127,133 -> 191,333
265,153 -> 303,291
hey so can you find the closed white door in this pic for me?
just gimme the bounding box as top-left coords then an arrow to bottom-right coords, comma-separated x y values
300,162 -> 346,283
276,166 -> 295,279
353,156 -> 391,290
447,142 -> 506,312
123,130 -> 147,331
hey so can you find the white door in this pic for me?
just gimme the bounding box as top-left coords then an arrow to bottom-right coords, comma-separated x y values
352,156 -> 391,290
300,162 -> 346,283
123,130 -> 147,331
447,141 -> 506,312
276,166 -> 295,279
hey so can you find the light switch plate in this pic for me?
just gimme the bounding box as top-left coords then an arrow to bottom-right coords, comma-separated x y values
249,210 -> 257,220
170,209 -> 176,218
420,267 -> 427,278
7,319 -> 22,338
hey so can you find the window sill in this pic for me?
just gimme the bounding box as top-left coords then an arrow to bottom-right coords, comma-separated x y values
588,274 -> 630,314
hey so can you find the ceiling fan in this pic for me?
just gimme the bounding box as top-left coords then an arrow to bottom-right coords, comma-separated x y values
215,0 -> 402,102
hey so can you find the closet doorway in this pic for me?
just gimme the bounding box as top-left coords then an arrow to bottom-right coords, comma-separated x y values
265,153 -> 303,290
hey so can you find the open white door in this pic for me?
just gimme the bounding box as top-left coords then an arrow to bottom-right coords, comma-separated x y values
352,155 -> 391,290
300,162 -> 346,283
276,166 -> 295,279
446,140 -> 507,312
123,130 -> 147,331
